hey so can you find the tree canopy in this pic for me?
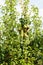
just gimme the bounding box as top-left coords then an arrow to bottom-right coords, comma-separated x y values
0,0 -> 43,65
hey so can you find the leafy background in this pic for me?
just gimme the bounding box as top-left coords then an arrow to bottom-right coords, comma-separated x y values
0,0 -> 43,65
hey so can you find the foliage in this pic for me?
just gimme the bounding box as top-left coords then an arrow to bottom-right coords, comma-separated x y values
0,0 -> 43,65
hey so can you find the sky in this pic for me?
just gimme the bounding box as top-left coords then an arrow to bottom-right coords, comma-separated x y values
0,0 -> 43,17
30,0 -> 43,9
30,0 -> 43,17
